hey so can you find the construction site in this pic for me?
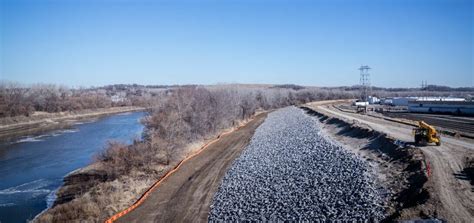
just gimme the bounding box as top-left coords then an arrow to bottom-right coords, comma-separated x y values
99,100 -> 473,222
309,68 -> 474,221
98,68 -> 473,223
302,101 -> 473,222
2,1 -> 473,222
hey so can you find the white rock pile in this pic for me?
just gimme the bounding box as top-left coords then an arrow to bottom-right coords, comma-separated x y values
209,106 -> 385,221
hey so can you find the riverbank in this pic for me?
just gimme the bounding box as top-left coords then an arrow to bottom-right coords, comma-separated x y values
34,112 -> 261,222
0,111 -> 146,223
0,106 -> 146,142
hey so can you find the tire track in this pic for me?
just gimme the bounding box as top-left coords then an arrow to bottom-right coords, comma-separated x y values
114,112 -> 267,223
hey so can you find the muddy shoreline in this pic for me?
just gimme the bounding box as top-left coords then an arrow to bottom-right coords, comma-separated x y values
0,106 -> 146,142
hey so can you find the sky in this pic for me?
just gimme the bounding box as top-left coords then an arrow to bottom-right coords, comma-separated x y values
0,0 -> 472,88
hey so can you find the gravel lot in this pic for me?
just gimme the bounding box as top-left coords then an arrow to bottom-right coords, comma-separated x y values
209,107 -> 385,221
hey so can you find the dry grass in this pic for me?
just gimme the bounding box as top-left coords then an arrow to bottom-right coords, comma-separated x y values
35,86 -> 358,222
36,164 -> 171,223
35,137 -> 210,222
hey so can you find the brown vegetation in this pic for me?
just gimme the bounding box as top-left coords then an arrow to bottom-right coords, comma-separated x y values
35,85 -> 355,222
0,83 -> 111,118
0,82 -> 158,120
34,83 -> 472,222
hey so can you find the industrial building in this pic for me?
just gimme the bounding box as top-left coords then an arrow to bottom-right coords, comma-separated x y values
382,97 -> 418,106
408,99 -> 474,115
368,96 -> 380,104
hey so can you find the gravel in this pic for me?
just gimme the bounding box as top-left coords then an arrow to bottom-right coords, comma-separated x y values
209,106 -> 385,221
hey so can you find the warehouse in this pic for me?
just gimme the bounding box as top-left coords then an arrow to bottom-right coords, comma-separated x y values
382,97 -> 417,106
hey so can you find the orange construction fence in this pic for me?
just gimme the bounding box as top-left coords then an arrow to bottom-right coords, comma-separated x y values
104,119 -> 253,223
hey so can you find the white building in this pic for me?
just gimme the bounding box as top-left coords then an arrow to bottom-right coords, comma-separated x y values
368,96 -> 380,104
382,97 -> 416,106
383,97 -> 466,107
111,95 -> 125,103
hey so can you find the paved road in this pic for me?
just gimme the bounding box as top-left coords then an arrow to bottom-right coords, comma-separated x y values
117,113 -> 267,223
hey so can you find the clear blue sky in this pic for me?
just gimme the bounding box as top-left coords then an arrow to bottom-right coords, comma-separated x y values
0,0 -> 472,87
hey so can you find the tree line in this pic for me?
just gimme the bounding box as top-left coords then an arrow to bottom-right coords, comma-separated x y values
3,82 -> 471,119
36,83 -> 472,221
0,82 -> 156,118
96,85 -> 355,179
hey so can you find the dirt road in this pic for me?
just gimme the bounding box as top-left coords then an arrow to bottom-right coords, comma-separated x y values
307,102 -> 474,222
385,112 -> 474,136
116,113 -> 267,223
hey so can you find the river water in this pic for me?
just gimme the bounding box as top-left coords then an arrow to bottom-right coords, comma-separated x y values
0,112 -> 146,223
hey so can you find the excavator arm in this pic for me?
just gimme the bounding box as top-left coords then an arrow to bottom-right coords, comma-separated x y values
418,121 -> 437,135
415,121 -> 441,146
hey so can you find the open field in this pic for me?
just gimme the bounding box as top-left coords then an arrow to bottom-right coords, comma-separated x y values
306,102 -> 474,222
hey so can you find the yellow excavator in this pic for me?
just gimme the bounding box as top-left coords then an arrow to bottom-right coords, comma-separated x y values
413,121 -> 441,146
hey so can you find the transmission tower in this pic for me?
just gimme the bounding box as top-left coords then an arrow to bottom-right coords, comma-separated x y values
421,80 -> 428,90
359,65 -> 371,101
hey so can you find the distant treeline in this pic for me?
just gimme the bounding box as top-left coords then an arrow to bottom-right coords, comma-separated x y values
2,82 -> 473,119
344,85 -> 474,93
0,83 -> 158,118
256,83 -> 473,96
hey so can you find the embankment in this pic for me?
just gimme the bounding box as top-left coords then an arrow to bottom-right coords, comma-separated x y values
300,106 -> 435,221
34,113 -> 260,223
115,112 -> 268,223
210,107 -> 385,221
0,106 -> 145,142
52,164 -> 110,206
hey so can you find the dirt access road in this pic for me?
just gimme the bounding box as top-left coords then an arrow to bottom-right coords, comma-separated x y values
116,112 -> 267,223
307,102 -> 474,222
384,112 -> 474,136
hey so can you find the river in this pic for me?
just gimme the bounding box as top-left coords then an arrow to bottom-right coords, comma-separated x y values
0,112 -> 146,223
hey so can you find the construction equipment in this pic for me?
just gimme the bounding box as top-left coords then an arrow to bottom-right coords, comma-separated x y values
356,105 -> 367,113
354,100 -> 368,113
413,121 -> 441,146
